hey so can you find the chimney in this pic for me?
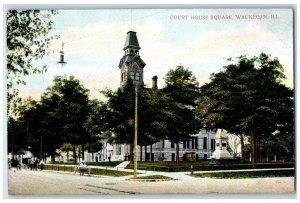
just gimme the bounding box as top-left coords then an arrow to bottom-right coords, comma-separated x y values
152,75 -> 158,90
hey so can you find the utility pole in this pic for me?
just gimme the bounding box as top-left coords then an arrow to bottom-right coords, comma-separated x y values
134,87 -> 138,178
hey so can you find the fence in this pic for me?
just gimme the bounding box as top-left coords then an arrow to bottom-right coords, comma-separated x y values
41,164 -> 133,177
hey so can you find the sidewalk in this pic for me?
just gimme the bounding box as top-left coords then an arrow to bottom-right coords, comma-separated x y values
43,163 -> 294,181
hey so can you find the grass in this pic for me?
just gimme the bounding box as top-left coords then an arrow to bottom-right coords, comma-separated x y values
42,164 -> 133,177
125,161 -> 294,172
190,169 -> 295,179
133,175 -> 173,180
51,161 -> 122,167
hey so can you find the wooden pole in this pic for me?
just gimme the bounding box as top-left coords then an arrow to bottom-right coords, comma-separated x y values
134,87 -> 138,178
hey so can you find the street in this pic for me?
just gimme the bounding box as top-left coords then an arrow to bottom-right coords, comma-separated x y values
7,169 -> 295,196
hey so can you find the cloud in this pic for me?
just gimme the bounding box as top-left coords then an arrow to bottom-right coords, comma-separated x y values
19,20 -> 293,102
173,23 -> 293,87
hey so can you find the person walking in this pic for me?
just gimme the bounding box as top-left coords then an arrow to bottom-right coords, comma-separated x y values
40,159 -> 44,170
108,152 -> 112,163
34,158 -> 38,171
30,158 -> 35,171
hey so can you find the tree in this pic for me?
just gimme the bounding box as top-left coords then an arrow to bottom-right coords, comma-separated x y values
164,66 -> 201,165
41,75 -> 91,163
103,79 -> 171,163
102,79 -> 136,147
85,138 -> 103,162
197,53 -> 294,164
60,143 -> 73,162
7,10 -> 58,115
258,132 -> 294,162
84,100 -> 110,138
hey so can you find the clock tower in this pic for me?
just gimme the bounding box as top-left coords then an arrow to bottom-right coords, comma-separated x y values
119,31 -> 146,87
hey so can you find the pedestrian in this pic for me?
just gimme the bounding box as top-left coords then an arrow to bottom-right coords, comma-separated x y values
17,159 -> 21,171
108,152 -> 111,163
40,159 -> 44,170
78,161 -> 86,176
8,159 -> 11,170
34,158 -> 38,171
30,159 -> 35,171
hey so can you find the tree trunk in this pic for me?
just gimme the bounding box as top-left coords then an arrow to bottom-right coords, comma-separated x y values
145,145 -> 147,161
39,135 -> 43,160
255,136 -> 258,163
251,130 -> 256,166
81,144 -> 85,161
51,152 -> 55,164
78,148 -> 81,163
240,134 -> 245,163
176,143 -> 179,166
150,144 -> 153,162
130,143 -> 133,164
73,144 -> 77,164
140,145 -> 143,161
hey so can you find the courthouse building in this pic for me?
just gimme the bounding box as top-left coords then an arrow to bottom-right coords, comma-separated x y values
84,31 -> 241,162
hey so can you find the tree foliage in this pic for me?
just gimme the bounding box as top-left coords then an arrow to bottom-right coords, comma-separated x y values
164,66 -> 201,165
7,75 -> 96,163
197,53 -> 294,164
7,10 -> 58,115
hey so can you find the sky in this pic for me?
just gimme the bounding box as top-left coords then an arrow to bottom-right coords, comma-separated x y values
16,8 -> 294,101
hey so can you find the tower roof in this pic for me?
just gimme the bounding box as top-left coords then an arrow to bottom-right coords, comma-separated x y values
123,31 -> 141,50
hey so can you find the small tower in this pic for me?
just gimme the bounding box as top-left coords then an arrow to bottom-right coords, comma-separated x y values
119,31 -> 146,87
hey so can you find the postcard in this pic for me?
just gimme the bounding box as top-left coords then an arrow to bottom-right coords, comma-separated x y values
6,7 -> 295,196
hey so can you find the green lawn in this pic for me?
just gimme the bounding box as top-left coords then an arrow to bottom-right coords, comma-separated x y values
42,164 -> 133,177
125,162 -> 294,172
133,175 -> 173,180
190,169 -> 294,179
51,161 -> 122,167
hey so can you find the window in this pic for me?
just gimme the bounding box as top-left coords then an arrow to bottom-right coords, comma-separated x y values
187,139 -> 190,149
211,139 -> 215,151
195,138 -> 198,149
192,138 -> 195,149
183,141 -> 186,149
203,137 -> 207,149
162,140 -> 165,148
121,73 -> 125,82
222,143 -> 227,147
130,71 -> 134,80
172,153 -> 175,161
171,142 -> 174,148
135,72 -> 140,81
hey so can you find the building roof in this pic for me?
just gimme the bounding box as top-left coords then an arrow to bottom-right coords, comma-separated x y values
123,31 -> 141,50
119,54 -> 146,68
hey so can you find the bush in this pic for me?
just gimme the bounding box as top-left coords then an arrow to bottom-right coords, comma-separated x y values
43,164 -> 133,177
126,162 -> 294,172
191,169 -> 295,178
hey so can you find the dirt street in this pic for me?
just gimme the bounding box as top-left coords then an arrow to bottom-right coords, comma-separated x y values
7,169 -> 295,196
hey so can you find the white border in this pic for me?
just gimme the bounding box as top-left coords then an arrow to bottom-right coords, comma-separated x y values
1,0 -> 299,202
